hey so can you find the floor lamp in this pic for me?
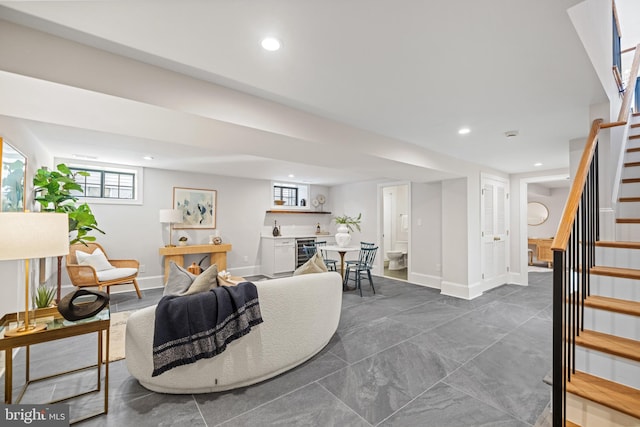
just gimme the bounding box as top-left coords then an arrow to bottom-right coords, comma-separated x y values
0,212 -> 69,336
159,209 -> 182,247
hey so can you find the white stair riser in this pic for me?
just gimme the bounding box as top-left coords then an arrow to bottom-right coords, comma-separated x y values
575,347 -> 640,390
583,307 -> 640,341
567,393 -> 640,427
623,151 -> 640,164
615,223 -> 640,241
617,201 -> 640,217
595,246 -> 640,272
618,181 -> 640,198
590,275 -> 640,302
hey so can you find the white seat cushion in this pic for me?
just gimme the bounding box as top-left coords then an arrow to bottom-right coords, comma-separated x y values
96,267 -> 137,282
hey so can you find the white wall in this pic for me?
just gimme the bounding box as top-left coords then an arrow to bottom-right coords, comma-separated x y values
410,182 -> 442,287
441,178 -> 469,296
528,187 -> 570,239
329,180 -> 381,266
568,0 -> 620,112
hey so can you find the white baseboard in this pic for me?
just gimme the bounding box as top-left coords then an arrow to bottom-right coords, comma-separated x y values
508,271 -> 527,286
408,272 -> 441,290
441,280 -> 483,300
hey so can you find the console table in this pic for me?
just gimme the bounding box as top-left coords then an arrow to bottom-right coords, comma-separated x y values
528,238 -> 554,267
159,244 -> 232,282
0,306 -> 110,424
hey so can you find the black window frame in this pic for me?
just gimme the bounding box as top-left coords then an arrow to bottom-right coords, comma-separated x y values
70,167 -> 135,200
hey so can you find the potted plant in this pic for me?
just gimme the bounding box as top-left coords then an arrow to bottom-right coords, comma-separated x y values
33,163 -> 105,302
178,236 -> 188,246
33,285 -> 56,309
334,213 -> 361,247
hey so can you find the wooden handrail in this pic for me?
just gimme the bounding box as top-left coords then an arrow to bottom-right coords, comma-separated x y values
552,44 -> 640,251
552,119 -> 603,251
617,43 -> 640,123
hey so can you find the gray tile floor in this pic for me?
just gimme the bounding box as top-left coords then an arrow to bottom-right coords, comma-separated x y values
2,272 -> 553,426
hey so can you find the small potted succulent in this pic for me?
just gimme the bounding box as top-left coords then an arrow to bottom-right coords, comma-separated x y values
33,285 -> 56,309
178,236 -> 188,246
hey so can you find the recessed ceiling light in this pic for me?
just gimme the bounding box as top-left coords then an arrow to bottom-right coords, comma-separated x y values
534,162 -> 543,167
288,174 -> 295,178
143,156 -> 154,160
458,128 -> 470,135
261,37 -> 281,51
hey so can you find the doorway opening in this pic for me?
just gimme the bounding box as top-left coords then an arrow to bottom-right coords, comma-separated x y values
381,183 -> 409,281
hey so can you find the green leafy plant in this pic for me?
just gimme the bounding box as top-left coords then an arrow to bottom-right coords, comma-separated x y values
334,213 -> 362,232
32,285 -> 56,308
33,163 -> 104,245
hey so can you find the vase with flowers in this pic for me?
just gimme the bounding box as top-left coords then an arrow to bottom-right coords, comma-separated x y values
334,213 -> 361,247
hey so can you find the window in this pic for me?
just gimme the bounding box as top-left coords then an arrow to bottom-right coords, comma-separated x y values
612,3 -> 623,92
59,159 -> 143,205
71,167 -> 135,200
273,184 -> 298,206
272,181 -> 309,209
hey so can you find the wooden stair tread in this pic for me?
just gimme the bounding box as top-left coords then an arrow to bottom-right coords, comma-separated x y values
575,329 -> 640,362
619,197 -> 640,202
616,218 -> 640,223
590,265 -> 640,280
626,146 -> 640,153
566,371 -> 640,420
631,135 -> 640,140
565,421 -> 580,427
622,177 -> 640,183
596,240 -> 640,249
583,294 -> 640,317
631,123 -> 640,128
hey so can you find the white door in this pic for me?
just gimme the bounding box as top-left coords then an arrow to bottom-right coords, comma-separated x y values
481,175 -> 509,288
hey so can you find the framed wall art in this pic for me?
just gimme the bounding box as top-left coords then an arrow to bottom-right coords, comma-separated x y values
173,187 -> 216,229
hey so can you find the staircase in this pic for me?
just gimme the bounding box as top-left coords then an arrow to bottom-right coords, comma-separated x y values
563,112 -> 640,426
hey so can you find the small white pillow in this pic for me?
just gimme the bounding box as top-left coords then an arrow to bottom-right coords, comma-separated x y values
76,247 -> 115,272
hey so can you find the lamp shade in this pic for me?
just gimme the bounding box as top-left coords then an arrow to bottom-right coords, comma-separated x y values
159,209 -> 182,224
0,212 -> 69,261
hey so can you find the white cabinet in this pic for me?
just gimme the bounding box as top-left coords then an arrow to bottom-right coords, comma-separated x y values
261,238 -> 295,277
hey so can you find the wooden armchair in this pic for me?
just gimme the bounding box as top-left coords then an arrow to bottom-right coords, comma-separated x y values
66,243 -> 142,298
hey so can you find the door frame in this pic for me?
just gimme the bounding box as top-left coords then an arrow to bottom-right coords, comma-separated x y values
377,181 -> 411,280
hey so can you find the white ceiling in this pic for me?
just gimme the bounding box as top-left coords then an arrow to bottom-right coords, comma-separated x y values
0,0 -> 629,186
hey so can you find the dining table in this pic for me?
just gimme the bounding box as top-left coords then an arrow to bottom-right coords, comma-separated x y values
321,244 -> 360,291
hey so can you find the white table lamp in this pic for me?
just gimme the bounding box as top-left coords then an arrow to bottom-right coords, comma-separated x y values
0,212 -> 69,336
159,209 -> 183,247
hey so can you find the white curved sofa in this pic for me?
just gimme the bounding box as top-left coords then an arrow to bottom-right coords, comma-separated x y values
125,272 -> 342,393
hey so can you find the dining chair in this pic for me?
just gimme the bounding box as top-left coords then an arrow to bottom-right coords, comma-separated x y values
345,241 -> 377,269
302,242 -> 336,271
344,246 -> 378,296
314,241 -> 337,271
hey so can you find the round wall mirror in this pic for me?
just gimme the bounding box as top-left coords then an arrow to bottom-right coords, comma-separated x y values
527,202 -> 549,226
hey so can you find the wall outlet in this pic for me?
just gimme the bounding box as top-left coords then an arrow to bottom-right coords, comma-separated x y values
139,264 -> 146,273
